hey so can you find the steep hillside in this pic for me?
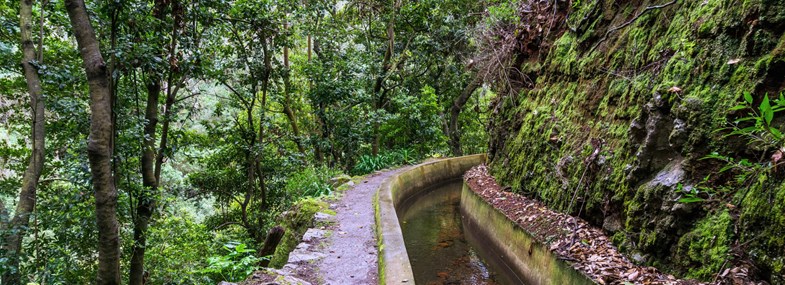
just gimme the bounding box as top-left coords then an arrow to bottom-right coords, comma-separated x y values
486,0 -> 785,283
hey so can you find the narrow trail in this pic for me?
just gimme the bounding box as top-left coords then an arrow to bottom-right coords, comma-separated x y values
314,167 -> 406,284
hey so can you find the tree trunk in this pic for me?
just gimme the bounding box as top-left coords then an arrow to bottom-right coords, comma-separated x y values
258,226 -> 285,267
0,202 -> 7,226
1,1 -> 46,284
449,75 -> 482,157
130,1 -> 175,280
371,1 -> 400,156
282,40 -> 306,156
154,87 -> 176,182
240,93 -> 257,234
129,78 -> 160,285
65,0 -> 121,284
314,109 -> 326,164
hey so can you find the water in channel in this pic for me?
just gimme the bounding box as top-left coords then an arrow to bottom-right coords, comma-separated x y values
399,180 -> 522,285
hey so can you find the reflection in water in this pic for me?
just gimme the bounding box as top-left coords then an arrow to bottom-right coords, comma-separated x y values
400,181 -> 516,285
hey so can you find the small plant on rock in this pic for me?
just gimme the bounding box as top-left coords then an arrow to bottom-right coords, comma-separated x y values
725,91 -> 785,150
680,92 -> 785,204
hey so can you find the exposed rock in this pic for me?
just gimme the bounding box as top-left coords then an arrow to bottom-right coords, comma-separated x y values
629,94 -> 678,183
301,229 -> 326,242
602,213 -> 623,233
669,97 -> 705,153
647,157 -> 685,188
287,243 -> 325,263
630,252 -> 648,264
242,268 -> 312,285
312,212 -> 333,224
328,174 -> 352,187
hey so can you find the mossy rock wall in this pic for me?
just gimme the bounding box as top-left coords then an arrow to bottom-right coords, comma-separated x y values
269,198 -> 332,268
487,0 -> 785,282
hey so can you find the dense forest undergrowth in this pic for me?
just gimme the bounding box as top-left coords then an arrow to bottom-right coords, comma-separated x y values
1,0 -> 785,284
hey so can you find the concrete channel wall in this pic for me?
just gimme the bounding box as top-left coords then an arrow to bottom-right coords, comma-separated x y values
461,185 -> 595,285
375,154 -> 485,284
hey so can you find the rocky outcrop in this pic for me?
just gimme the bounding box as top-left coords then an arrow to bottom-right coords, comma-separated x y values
241,214 -> 333,285
486,1 -> 785,283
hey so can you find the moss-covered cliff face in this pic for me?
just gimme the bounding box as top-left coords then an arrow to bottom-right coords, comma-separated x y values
486,0 -> 785,282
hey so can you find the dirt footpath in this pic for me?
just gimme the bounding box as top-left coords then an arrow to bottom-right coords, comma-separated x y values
314,168 -> 405,284
241,168 -> 406,285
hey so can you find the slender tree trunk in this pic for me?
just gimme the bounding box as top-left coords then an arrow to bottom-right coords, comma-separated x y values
370,24 -> 394,156
314,110 -> 325,164
449,75 -> 482,156
240,91 -> 257,234
283,97 -> 305,154
0,202 -> 7,226
282,40 -> 306,156
305,5 -> 321,161
129,1 -> 175,280
129,78 -> 160,285
153,0 -> 183,182
244,41 -> 273,243
371,1 -> 400,156
307,34 -> 312,60
1,1 -> 46,284
154,86 -> 176,182
64,0 -> 121,284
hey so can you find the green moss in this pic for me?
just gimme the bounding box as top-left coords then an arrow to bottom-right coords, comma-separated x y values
675,210 -> 733,280
738,174 -> 785,279
269,198 -> 332,268
698,18 -> 717,37
488,0 -> 785,281
373,189 -> 386,285
772,33 -> 785,59
611,231 -> 628,251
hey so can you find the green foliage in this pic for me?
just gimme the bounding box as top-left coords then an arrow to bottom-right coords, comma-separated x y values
351,149 -> 420,175
284,166 -> 341,198
200,242 -> 261,282
685,92 -> 785,204
380,86 -> 449,155
353,154 -> 393,175
485,1 -> 519,24
725,92 -> 785,150
1,0 -> 490,282
13,182 -> 97,284
144,209 -> 214,284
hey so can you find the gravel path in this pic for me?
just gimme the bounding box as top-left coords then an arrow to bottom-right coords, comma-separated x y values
315,168 -> 406,284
